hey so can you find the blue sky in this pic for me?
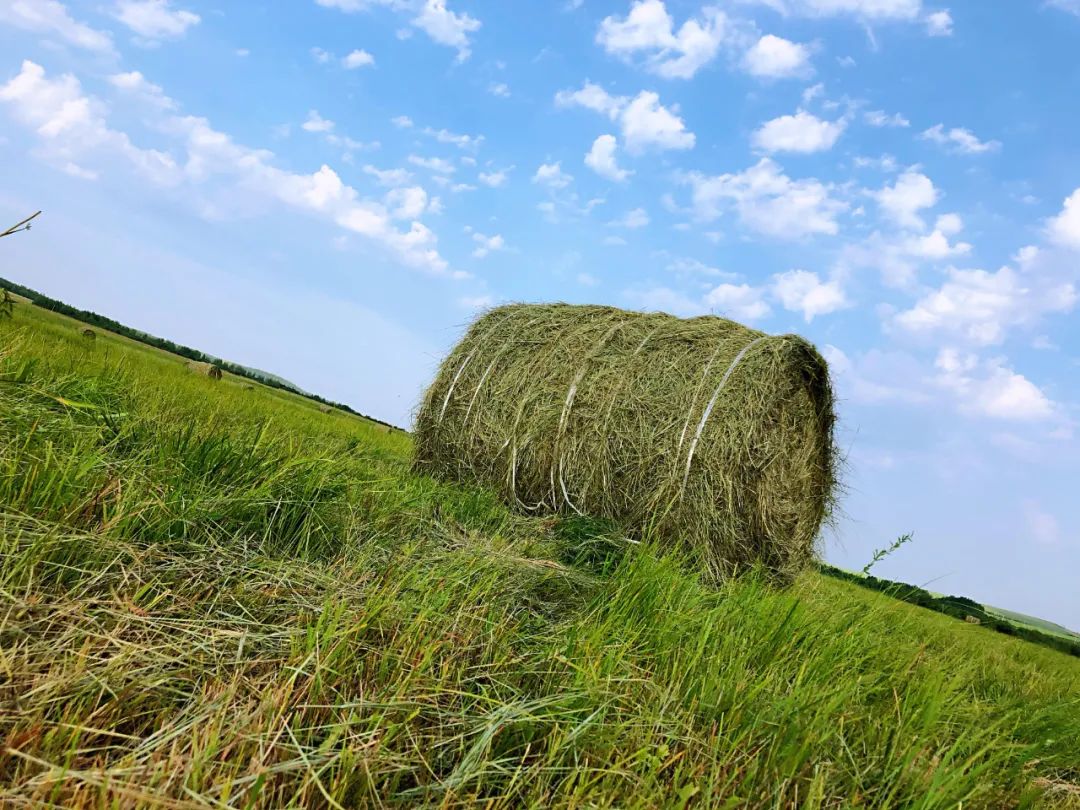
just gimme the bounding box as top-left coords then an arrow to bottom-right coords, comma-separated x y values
2,0 -> 1079,629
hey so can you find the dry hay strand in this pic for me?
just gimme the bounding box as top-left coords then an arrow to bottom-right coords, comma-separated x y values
413,303 -> 838,583
80,327 -> 96,340
186,361 -> 222,380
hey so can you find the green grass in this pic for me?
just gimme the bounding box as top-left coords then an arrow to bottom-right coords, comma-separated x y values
2,301 -> 1079,808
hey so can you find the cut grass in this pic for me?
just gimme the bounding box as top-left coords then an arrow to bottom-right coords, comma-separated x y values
1,302 -> 1079,808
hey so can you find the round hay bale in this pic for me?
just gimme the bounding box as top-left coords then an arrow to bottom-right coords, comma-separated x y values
413,303 -> 837,583
80,327 -> 96,340
319,404 -> 333,414
186,360 -> 222,380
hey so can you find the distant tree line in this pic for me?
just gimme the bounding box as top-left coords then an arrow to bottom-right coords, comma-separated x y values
0,277 -> 402,432
820,564 -> 1080,658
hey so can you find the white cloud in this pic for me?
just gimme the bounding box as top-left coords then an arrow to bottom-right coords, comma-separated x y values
384,185 -> 429,219
1047,188 -> 1080,250
555,81 -> 625,118
302,110 -> 335,133
751,110 -> 846,153
752,0 -> 923,21
864,109 -> 909,127
772,269 -> 848,320
478,168 -> 509,187
408,154 -> 456,173
609,207 -> 650,228
893,265 -> 1078,345
924,9 -> 953,35
113,0 -> 200,42
342,49 -> 375,68
620,91 -> 695,152
555,83 -> 695,153
109,71 -> 177,110
488,82 -> 510,97
311,46 -> 333,64
596,0 -> 729,79
411,0 -> 481,61
363,164 -> 413,187
921,123 -> 1001,154
316,0 -> 480,61
422,126 -> 483,150
742,34 -> 812,79
0,60 -> 179,185
471,231 -> 505,258
704,283 -> 771,320
853,154 -> 899,172
0,0 -> 113,51
533,161 -> 573,189
685,158 -> 847,240
585,134 -> 632,182
874,169 -> 938,230
391,114 -> 413,128
934,349 -> 1055,421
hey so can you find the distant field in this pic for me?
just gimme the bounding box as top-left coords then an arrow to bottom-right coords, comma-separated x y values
2,300 -> 1079,808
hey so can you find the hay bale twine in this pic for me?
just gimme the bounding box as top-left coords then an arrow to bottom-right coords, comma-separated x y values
80,327 -> 96,340
413,303 -> 837,583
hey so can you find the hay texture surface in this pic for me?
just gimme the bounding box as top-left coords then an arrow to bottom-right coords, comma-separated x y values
414,303 -> 837,582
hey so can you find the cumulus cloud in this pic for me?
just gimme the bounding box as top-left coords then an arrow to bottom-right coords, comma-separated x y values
921,123 -> 1001,154
874,169 -> 938,230
751,110 -> 846,153
408,154 -> 456,173
584,134 -> 632,182
302,110 -> 335,133
684,158 -> 847,240
704,283 -> 771,320
0,60 -> 179,184
470,231 -> 505,258
316,0 -> 480,61
772,269 -> 848,320
609,207 -> 650,228
596,0 -> 729,79
924,9 -> 953,35
532,161 -> 573,189
384,185 -> 429,219
342,48 -> 375,68
113,0 -> 200,42
1047,188 -> 1080,250
742,34 -> 812,78
0,0 -> 113,51
555,82 -> 695,153
934,349 -> 1055,421
0,60 -> 452,276
478,168 -> 510,187
893,265 -> 1077,345
364,164 -> 413,187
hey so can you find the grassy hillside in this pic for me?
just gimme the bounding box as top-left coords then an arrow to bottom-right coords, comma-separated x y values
2,300 -> 1079,808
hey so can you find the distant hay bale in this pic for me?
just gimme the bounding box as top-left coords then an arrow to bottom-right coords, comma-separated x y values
414,303 -> 837,583
242,384 -> 255,391
80,327 -> 96,340
319,404 -> 333,414
965,615 -> 981,625
186,361 -> 222,380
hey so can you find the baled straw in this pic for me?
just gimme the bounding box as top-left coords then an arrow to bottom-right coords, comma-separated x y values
413,303 -> 837,583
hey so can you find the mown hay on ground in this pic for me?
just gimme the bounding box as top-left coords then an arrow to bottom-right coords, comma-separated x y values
414,303 -> 838,583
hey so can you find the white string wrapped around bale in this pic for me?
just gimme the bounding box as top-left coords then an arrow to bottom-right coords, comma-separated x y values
413,303 -> 838,583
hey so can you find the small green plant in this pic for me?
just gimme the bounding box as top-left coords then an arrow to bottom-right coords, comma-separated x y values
862,531 -> 914,575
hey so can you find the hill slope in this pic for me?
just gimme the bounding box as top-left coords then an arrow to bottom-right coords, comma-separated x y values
2,301 -> 1079,808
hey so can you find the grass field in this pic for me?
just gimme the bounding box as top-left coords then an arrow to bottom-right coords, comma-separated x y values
2,300 -> 1079,808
